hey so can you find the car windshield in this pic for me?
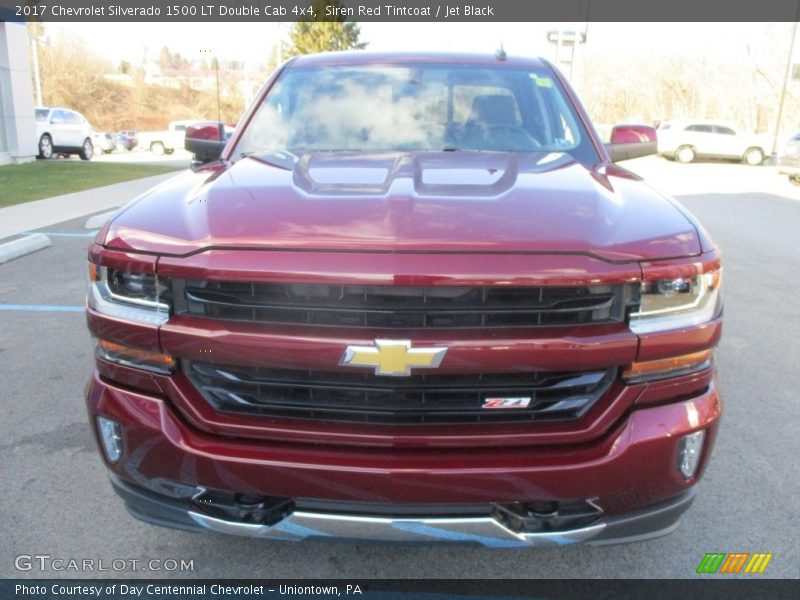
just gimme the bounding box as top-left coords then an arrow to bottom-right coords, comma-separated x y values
233,63 -> 594,161
35,109 -> 49,122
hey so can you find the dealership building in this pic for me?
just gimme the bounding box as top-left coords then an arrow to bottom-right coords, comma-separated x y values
0,21 -> 36,164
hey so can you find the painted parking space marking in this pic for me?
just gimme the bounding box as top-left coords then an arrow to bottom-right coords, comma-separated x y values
24,231 -> 99,238
0,304 -> 84,313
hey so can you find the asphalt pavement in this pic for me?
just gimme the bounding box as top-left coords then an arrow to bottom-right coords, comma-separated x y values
0,157 -> 797,579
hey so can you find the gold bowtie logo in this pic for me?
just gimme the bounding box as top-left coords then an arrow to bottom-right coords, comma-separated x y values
340,339 -> 448,376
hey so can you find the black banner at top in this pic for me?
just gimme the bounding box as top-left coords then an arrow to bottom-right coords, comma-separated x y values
2,0 -> 800,22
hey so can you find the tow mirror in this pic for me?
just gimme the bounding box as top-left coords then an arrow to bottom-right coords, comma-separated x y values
606,124 -> 657,162
185,122 -> 227,164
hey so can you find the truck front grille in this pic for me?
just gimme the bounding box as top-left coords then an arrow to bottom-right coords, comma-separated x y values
175,281 -> 633,329
185,361 -> 615,424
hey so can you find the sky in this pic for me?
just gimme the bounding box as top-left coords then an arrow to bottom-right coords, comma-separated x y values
45,21 -> 794,66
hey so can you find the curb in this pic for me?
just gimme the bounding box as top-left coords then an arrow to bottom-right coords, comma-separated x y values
0,234 -> 52,264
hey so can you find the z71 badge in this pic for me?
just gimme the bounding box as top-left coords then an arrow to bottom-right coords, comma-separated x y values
482,397 -> 532,409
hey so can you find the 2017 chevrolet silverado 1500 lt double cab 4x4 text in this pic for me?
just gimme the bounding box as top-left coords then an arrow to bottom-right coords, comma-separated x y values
85,52 -> 722,547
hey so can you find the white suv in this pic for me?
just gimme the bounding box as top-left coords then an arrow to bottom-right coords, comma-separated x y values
34,107 -> 94,160
657,120 -> 767,165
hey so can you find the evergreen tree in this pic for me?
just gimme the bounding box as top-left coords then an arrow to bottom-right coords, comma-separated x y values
287,1 -> 367,56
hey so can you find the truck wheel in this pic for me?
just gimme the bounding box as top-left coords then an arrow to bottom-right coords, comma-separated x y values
79,138 -> 94,161
150,142 -> 166,156
743,147 -> 764,166
165,148 -> 174,155
789,176 -> 800,186
38,134 -> 53,159
675,146 -> 695,163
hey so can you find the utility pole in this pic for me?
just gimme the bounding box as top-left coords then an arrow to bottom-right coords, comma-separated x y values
772,19 -> 799,156
200,48 -> 222,125
31,35 -> 43,106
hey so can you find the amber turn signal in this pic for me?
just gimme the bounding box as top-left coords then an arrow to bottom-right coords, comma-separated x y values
623,349 -> 713,383
95,339 -> 176,374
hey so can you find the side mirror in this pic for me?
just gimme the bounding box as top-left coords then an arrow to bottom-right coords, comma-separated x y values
606,124 -> 657,162
185,122 -> 227,164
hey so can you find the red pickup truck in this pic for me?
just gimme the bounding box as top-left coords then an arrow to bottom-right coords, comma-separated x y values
85,52 -> 722,547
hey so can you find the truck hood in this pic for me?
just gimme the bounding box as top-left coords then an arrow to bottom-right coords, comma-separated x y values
105,151 -> 701,261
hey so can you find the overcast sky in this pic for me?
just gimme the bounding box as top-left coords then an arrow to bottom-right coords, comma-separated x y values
46,21 -> 794,65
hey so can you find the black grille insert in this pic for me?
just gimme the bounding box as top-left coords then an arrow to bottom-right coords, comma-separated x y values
175,281 -> 633,329
185,361 -> 615,424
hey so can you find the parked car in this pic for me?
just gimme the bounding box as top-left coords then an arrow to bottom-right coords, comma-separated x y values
138,120 -> 195,155
86,52 -> 722,547
116,131 -> 138,152
777,131 -> 800,185
34,106 -> 94,160
92,132 -> 116,154
657,120 -> 767,165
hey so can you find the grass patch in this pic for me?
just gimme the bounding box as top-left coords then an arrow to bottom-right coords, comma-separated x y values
0,160 -> 183,207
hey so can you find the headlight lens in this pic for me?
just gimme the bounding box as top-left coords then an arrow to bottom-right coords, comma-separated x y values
630,268 -> 721,334
107,270 -> 166,304
88,265 -> 170,325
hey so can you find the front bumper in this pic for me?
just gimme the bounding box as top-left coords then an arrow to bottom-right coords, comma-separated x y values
87,370 -> 721,545
111,474 -> 696,547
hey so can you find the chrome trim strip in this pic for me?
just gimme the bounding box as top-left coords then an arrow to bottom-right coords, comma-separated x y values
188,509 -> 606,547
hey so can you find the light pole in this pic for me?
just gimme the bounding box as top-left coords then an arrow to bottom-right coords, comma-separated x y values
772,20 -> 799,157
30,34 -> 44,106
546,30 -> 587,81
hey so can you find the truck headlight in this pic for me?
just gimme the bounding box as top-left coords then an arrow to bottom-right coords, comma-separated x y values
88,264 -> 170,326
629,268 -> 721,334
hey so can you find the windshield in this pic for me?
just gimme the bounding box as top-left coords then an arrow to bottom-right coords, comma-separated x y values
35,109 -> 50,122
234,63 -> 595,161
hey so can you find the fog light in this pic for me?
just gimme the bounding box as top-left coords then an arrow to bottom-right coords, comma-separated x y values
97,417 -> 123,463
677,431 -> 705,479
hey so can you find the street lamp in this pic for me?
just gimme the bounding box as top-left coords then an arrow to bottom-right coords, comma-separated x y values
546,30 -> 587,81
30,33 -> 49,106
772,21 -> 799,157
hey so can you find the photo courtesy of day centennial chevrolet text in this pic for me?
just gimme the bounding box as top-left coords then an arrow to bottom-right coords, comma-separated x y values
85,51 -> 723,546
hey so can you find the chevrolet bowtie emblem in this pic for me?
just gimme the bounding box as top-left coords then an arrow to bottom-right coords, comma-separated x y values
340,339 -> 448,377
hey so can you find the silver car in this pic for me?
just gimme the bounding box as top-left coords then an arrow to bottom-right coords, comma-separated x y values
34,107 -> 94,160
657,120 -> 767,165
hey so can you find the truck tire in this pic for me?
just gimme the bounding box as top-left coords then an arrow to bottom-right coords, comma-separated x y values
150,141 -> 166,156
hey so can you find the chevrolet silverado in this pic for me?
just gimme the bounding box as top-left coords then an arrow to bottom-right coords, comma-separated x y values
85,51 -> 723,547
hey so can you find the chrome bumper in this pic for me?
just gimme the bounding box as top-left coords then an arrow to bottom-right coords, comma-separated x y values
111,475 -> 695,547
188,510 -> 606,548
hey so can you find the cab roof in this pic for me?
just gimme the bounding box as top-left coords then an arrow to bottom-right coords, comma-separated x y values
289,51 -> 550,69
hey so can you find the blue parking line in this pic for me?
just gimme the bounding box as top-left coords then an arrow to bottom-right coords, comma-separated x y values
26,231 -> 99,238
0,304 -> 84,313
